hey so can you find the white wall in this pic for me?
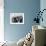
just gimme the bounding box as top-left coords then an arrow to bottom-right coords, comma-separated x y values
40,0 -> 46,27
0,0 -> 4,42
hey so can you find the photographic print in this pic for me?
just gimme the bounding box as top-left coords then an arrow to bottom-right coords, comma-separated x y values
10,13 -> 24,24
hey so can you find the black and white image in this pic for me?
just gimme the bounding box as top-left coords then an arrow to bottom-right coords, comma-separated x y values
10,13 -> 24,24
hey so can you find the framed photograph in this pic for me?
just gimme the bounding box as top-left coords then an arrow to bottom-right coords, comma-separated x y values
10,13 -> 24,24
